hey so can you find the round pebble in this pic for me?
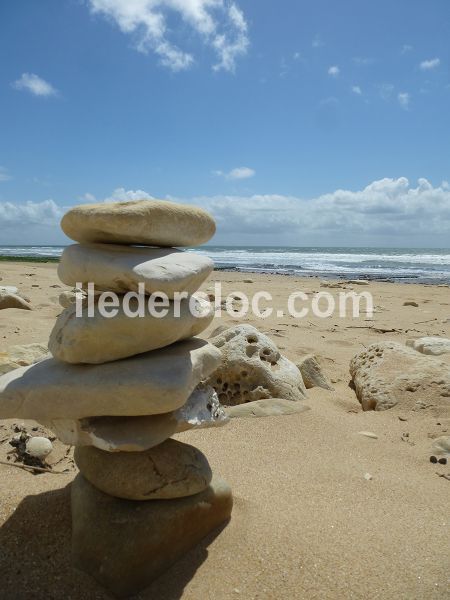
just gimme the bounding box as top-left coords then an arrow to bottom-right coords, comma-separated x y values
26,436 -> 53,460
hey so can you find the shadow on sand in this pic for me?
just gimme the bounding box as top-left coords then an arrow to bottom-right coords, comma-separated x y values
0,482 -> 227,599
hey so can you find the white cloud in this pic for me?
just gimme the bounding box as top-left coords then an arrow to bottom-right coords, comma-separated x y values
2,178 -> 450,244
81,188 -> 155,203
12,73 -> 58,97
0,199 -> 62,226
88,0 -> 249,72
328,65 -> 340,77
419,57 -> 440,71
398,92 -> 410,110
352,57 -> 373,66
187,177 -> 450,243
213,166 -> 255,180
351,86 -> 362,95
312,34 -> 323,48
0,167 -> 11,182
379,83 -> 394,100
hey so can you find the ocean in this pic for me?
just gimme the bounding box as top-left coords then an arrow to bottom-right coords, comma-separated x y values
1,245 -> 450,284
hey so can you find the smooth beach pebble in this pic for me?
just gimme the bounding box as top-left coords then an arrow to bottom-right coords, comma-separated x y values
358,431 -> 378,439
25,436 -> 53,460
61,199 -> 216,247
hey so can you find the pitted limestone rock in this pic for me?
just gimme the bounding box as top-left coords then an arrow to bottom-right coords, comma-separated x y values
206,324 -> 307,405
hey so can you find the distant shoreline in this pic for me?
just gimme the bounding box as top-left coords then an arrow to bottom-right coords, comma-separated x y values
0,256 -> 60,263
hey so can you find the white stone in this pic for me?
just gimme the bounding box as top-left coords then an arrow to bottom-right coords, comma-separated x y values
406,337 -> 450,356
49,295 -> 214,364
59,288 -> 85,308
26,436 -> 53,459
0,291 -> 32,310
58,243 -> 214,298
0,343 -> 49,376
61,199 -> 216,247
0,339 -> 221,420
297,354 -> 334,390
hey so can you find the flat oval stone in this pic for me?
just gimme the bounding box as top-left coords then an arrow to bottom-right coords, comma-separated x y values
74,439 -> 212,500
49,295 -> 214,364
58,244 -> 213,297
61,200 -> 216,247
42,384 -> 229,451
0,339 -> 221,420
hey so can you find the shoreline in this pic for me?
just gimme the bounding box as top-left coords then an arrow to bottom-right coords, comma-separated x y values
1,257 -> 449,285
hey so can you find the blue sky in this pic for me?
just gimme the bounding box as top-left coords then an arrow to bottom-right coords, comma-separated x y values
0,0 -> 449,246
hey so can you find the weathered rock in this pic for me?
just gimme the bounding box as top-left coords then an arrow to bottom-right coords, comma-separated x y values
206,324 -> 307,405
346,280 -> 369,285
0,339 -> 221,420
61,199 -> 216,247
58,243 -> 213,297
0,291 -> 32,310
75,439 -> 212,500
406,337 -> 450,356
350,341 -> 450,412
431,436 -> 450,455
226,398 -> 310,418
0,343 -> 49,376
25,436 -> 53,460
59,288 -> 85,309
71,473 -> 232,598
42,384 -> 228,451
49,295 -> 213,364
403,301 -> 419,307
0,285 -> 18,294
297,354 -> 334,390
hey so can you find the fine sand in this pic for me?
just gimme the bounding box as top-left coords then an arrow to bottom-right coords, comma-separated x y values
0,261 -> 449,599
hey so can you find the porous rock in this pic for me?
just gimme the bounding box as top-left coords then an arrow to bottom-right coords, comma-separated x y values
71,473 -> 232,598
61,199 -> 216,247
0,339 -> 221,420
74,439 -> 212,500
58,243 -> 213,297
206,324 -> 307,405
350,341 -> 450,412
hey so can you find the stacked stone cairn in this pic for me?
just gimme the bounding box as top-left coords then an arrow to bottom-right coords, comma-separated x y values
0,199 -> 232,597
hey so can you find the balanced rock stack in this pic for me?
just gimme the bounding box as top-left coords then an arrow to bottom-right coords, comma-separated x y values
0,199 -> 233,597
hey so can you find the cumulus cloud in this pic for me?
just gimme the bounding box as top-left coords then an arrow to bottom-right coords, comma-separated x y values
351,86 -> 362,95
420,57 -> 440,71
0,167 -> 11,182
12,73 -> 58,97
398,92 -> 410,110
187,177 -> 450,244
213,166 -> 255,180
0,199 -> 62,226
87,0 -> 249,72
328,65 -> 340,77
2,178 -> 450,245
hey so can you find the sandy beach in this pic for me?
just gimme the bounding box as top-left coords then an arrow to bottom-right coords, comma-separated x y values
0,261 -> 449,599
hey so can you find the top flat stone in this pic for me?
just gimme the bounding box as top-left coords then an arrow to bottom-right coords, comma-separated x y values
61,200 -> 216,247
